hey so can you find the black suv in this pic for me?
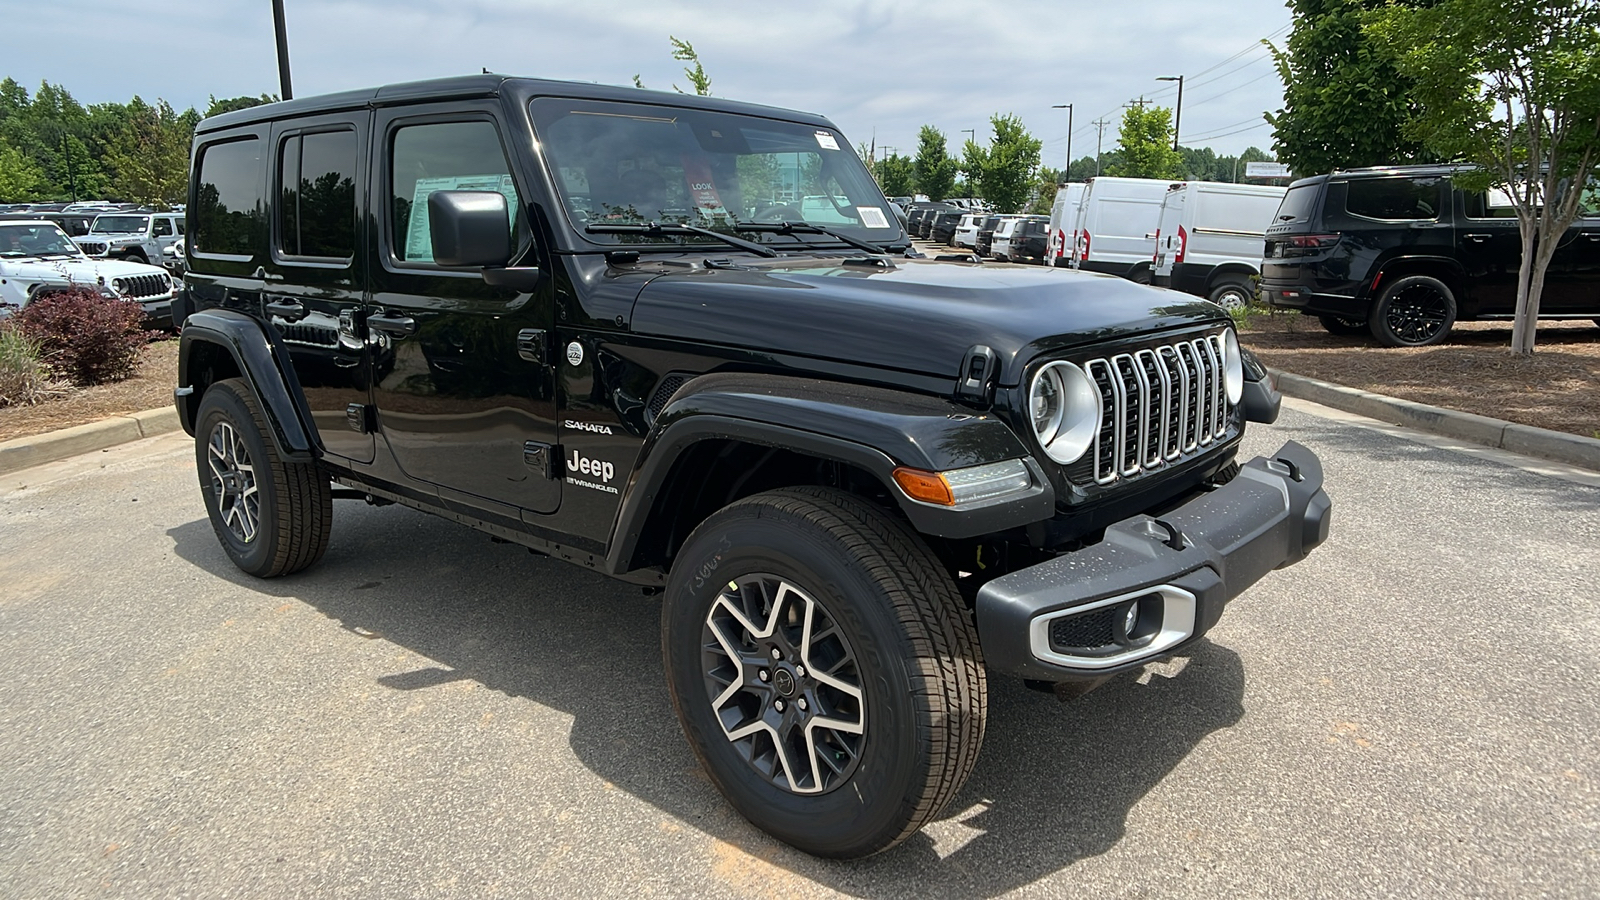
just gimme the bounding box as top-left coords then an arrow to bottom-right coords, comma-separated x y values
1007,216 -> 1050,264
1261,164 -> 1600,346
174,75 -> 1330,859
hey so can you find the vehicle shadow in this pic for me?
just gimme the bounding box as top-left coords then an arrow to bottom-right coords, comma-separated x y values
167,508 -> 1246,896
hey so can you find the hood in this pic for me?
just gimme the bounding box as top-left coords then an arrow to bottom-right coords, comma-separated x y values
628,257 -> 1227,384
2,255 -> 171,286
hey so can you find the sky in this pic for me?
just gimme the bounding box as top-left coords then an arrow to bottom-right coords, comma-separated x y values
3,0 -> 1295,164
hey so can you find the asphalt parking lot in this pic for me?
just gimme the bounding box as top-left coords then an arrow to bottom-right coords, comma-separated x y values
2,401 -> 1597,899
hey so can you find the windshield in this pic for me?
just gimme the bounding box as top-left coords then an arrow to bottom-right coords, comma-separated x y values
91,215 -> 149,234
0,223 -> 84,258
530,98 -> 900,248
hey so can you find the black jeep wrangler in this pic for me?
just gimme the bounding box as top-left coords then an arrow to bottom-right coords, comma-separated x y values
173,75 -> 1331,859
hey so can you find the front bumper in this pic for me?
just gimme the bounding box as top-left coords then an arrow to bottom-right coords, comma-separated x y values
976,440 -> 1330,682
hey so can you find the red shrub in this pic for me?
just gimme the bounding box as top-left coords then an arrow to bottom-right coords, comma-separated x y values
16,287 -> 156,386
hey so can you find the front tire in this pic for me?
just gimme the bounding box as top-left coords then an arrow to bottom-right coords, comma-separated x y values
1318,314 -> 1369,336
1370,275 -> 1457,346
195,378 -> 332,577
662,487 -> 986,858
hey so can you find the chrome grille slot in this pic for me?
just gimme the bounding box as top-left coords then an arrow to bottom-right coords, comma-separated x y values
1081,331 -> 1233,486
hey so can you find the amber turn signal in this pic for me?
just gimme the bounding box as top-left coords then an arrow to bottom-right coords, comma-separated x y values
892,467 -> 955,506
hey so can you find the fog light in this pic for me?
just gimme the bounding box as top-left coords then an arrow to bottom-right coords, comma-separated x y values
1123,603 -> 1138,636
1120,594 -> 1163,645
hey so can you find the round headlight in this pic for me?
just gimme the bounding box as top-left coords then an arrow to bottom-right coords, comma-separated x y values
1029,361 -> 1098,464
1223,329 -> 1244,404
111,278 -> 125,294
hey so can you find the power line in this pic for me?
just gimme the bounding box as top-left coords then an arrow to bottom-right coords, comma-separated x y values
1184,69 -> 1280,109
1179,114 -> 1268,141
1183,120 -> 1272,142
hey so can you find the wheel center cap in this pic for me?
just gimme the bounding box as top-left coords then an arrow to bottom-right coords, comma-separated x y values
772,667 -> 797,697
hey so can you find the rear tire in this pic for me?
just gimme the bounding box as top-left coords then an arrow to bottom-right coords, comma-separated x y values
195,378 -> 332,577
662,487 -> 986,858
1317,314 -> 1369,336
1370,275 -> 1457,347
1207,280 -> 1253,310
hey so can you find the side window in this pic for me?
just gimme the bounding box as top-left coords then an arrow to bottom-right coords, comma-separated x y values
389,121 -> 518,264
194,138 -> 264,256
175,219 -> 185,236
279,129 -> 358,260
1578,177 -> 1600,218
1463,186 -> 1521,220
1345,176 -> 1441,220
153,218 -> 173,237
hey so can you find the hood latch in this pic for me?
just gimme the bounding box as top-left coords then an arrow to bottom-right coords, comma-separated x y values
955,344 -> 998,407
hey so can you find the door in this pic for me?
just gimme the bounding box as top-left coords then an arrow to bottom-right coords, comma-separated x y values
1457,187 -> 1524,313
1545,181 -> 1600,311
368,107 -> 559,514
265,115 -> 373,462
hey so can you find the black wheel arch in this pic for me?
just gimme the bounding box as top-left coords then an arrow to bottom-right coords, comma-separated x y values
1366,256 -> 1473,317
608,373 -> 1055,575
177,308 -> 320,462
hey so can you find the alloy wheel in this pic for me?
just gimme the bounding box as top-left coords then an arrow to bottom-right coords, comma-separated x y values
1384,283 -> 1451,344
702,574 -> 865,794
207,421 -> 259,543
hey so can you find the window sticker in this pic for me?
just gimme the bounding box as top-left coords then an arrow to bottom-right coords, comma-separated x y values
857,207 -> 890,229
680,155 -> 730,216
404,174 -> 519,262
814,131 -> 840,151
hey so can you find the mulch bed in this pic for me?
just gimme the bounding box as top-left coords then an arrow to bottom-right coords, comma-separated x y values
1241,312 -> 1600,439
0,339 -> 180,443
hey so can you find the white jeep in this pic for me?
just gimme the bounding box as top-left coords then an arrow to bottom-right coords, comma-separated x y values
74,212 -> 185,265
0,220 -> 177,326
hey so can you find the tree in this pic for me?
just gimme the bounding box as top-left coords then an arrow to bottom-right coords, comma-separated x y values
101,98 -> 191,207
913,126 -> 958,201
961,114 -> 1043,212
1266,0 -> 1434,176
205,94 -> 277,118
0,136 -> 46,200
1371,0 -> 1600,355
1109,106 -> 1183,179
874,153 -> 916,196
670,36 -> 712,96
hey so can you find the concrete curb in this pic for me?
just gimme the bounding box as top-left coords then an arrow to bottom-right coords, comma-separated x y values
1271,369 -> 1600,472
0,407 -> 181,476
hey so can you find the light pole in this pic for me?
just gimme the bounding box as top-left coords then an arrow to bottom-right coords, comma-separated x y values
960,128 -> 976,147
1051,104 -> 1073,180
1156,75 -> 1183,151
272,0 -> 294,100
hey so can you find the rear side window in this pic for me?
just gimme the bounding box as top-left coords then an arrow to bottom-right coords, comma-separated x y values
1273,184 -> 1320,224
1345,176 -> 1441,220
1463,187 -> 1520,220
280,129 -> 358,260
153,218 -> 173,237
390,121 -> 518,265
193,138 -> 264,256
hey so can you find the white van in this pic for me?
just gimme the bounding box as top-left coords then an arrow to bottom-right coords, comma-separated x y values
1152,181 -> 1286,309
1068,177 -> 1170,282
1045,183 -> 1087,268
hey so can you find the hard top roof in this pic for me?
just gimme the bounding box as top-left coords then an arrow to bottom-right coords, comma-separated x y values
1288,162 -> 1474,190
197,74 -> 835,134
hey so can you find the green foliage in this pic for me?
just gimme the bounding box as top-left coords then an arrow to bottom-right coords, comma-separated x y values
873,153 -> 917,196
204,94 -> 277,118
1266,0 -> 1433,176
960,114 -> 1044,212
0,136 -> 46,200
0,320 -> 65,407
670,36 -> 712,96
1370,0 -> 1600,354
913,126 -> 958,201
1109,106 -> 1183,179
15,288 -> 153,387
100,98 -> 191,207
1176,145 -> 1277,182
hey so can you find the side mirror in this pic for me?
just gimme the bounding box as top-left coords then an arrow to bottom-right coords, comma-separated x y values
428,190 -> 512,267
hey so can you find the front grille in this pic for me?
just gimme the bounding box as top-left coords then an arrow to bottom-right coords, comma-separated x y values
78,241 -> 108,255
1083,333 -> 1231,485
115,274 -> 170,299
1048,606 -> 1118,652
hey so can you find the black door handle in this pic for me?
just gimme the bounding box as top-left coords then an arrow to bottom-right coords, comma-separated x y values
265,298 -> 307,320
367,313 -> 417,336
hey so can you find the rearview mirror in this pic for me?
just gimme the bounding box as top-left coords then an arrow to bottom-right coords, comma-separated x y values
428,190 -> 512,267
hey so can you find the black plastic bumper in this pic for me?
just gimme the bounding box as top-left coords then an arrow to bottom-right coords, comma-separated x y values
976,440 -> 1331,682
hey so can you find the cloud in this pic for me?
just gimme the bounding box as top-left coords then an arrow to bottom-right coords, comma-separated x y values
3,0 -> 1290,156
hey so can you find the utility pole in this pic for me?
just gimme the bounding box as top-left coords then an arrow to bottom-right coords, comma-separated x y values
1092,118 -> 1110,177
1125,97 -> 1152,109
1051,103 -> 1073,179
61,133 -> 76,201
1157,75 -> 1184,151
272,0 -> 294,100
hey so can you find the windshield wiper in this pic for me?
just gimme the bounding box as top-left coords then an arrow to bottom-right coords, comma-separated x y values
585,222 -> 779,258
730,222 -> 895,256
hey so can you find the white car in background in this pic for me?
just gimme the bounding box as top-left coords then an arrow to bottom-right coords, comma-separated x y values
1152,180 -> 1286,309
953,213 -> 984,248
75,211 -> 185,265
0,220 -> 177,325
989,216 -> 1024,261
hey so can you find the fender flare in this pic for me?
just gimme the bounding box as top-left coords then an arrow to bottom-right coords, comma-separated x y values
177,308 -> 319,461
606,373 -> 1056,572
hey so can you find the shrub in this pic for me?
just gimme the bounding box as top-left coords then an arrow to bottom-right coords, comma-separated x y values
0,320 -> 67,407
15,287 -> 155,386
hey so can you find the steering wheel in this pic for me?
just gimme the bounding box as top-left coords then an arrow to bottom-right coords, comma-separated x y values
752,204 -> 803,223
